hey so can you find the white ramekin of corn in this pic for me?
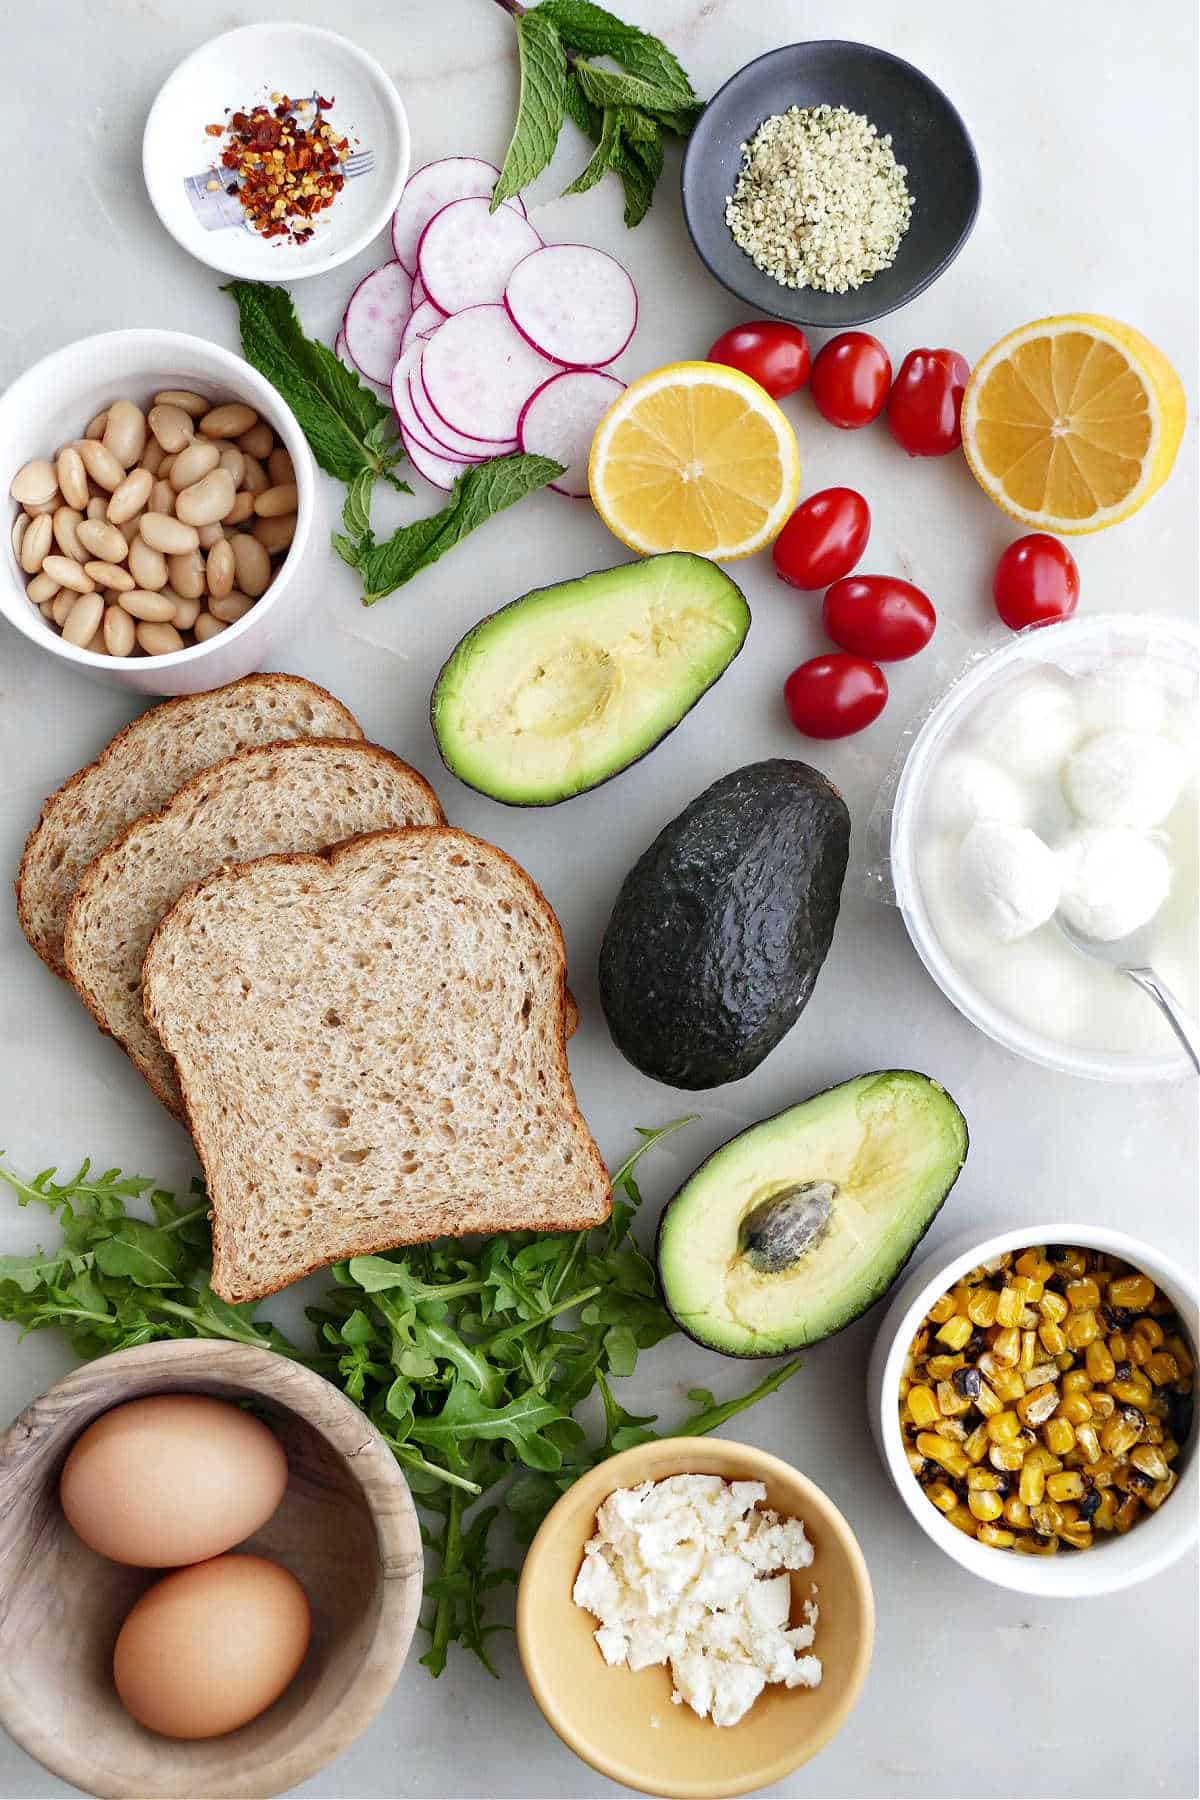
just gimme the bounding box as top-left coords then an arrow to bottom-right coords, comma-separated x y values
867,1224 -> 1198,1595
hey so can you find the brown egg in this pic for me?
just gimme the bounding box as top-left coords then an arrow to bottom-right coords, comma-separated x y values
113,1554 -> 311,1739
60,1394 -> 288,1566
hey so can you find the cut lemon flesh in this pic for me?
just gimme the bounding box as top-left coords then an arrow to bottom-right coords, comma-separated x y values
962,315 -> 1185,533
588,361 -> 801,559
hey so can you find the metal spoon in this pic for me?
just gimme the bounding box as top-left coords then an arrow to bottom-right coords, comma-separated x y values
1057,915 -> 1200,1074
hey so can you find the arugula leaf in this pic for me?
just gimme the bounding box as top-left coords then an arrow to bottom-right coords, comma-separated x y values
356,455 -> 562,604
493,8 -> 568,209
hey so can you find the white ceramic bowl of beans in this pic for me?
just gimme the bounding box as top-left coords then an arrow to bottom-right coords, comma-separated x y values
867,1223 -> 1198,1596
0,330 -> 314,695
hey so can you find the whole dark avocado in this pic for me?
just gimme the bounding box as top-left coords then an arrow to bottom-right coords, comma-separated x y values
599,759 -> 850,1088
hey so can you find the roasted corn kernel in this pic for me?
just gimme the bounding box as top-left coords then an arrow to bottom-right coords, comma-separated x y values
907,1385 -> 939,1428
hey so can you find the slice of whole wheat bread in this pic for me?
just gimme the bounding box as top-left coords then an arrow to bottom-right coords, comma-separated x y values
17,673 -> 362,978
142,827 -> 610,1303
64,740 -> 444,1119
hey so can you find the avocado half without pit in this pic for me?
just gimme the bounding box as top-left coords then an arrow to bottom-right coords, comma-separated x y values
656,1071 -> 969,1357
430,553 -> 750,805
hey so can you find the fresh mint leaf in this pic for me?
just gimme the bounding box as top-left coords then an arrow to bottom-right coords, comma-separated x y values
573,59 -> 701,128
562,103 -> 621,195
493,9 -> 568,209
538,0 -> 696,101
342,466 -> 374,539
357,455 -> 562,604
331,532 -> 362,569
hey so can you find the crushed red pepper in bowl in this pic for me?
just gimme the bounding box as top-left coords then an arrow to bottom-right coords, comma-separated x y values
204,94 -> 350,242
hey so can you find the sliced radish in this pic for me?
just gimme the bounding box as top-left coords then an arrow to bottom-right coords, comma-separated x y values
410,272 -> 440,312
422,305 -> 557,443
334,329 -> 356,371
343,261 -> 411,385
518,370 -> 625,497
505,244 -> 638,368
402,427 -> 470,492
391,347 -> 478,465
411,358 -> 516,459
400,300 -> 448,357
417,197 -> 543,315
390,156 -> 527,274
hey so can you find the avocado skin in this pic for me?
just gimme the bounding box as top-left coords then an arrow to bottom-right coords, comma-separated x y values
655,1071 -> 969,1359
599,760 -> 850,1088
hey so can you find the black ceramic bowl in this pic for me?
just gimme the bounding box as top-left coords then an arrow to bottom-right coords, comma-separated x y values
682,40 -> 981,330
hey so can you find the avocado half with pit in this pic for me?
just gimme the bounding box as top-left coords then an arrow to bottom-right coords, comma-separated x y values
656,1071 -> 968,1357
430,554 -> 750,805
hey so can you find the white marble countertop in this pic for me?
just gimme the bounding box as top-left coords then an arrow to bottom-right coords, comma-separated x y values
1,2 -> 1196,1796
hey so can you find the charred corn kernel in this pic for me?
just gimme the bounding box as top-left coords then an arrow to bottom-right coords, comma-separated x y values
1089,1456 -> 1118,1488
1092,1491 -> 1118,1530
1127,1333 -> 1150,1367
1038,1290 -> 1069,1324
967,1467 -> 1004,1491
906,1385 -> 939,1427
1054,1350 -> 1075,1372
1106,1331 -> 1129,1361
926,1480 -> 958,1513
1132,1316 -> 1164,1350
968,1489 -> 1004,1522
1162,1436 -> 1181,1463
1066,1277 -> 1100,1311
974,1380 -> 1002,1418
1024,1446 -> 1063,1475
967,1287 -> 999,1327
1014,1532 -> 1059,1554
1043,1416 -> 1076,1455
1131,1444 -> 1169,1483
936,1315 -> 973,1351
945,1504 -> 978,1536
905,1447 -> 928,1475
934,1418 -> 967,1441
991,1326 -> 1020,1366
1003,1494 -> 1030,1528
1114,1493 -> 1140,1533
1018,1306 -> 1039,1330
1086,1340 -> 1116,1383
1046,1470 -> 1084,1502
1062,1368 -> 1092,1394
917,1433 -> 969,1477
1065,1310 -> 1100,1350
977,1522 -> 1017,1549
1019,1462 -> 1045,1507
989,1442 -> 1026,1472
963,1422 -> 991,1463
1100,1413 -> 1142,1457
1023,1362 -> 1058,1391
1058,1519 -> 1094,1550
1060,1393 -> 1094,1425
927,1292 -> 956,1323
990,1366 -> 1027,1403
1038,1321 -> 1067,1356
1011,1275 -> 1045,1304
950,1285 -> 974,1316
1166,1335 -> 1194,1377
995,1286 -> 1024,1328
987,1410 -> 1021,1444
1018,1330 -> 1038,1371
925,1354 -> 964,1381
1074,1423 -> 1102,1463
1089,1391 -> 1116,1421
1145,1471 -> 1179,1510
1031,1500 -> 1064,1536
1143,1417 -> 1164,1445
1143,1351 -> 1180,1386
1108,1274 -> 1155,1310
1109,1372 -> 1152,1407
1015,1250 -> 1054,1281
1017,1385 -> 1059,1428
1055,1248 -> 1086,1276
936,1379 -> 971,1418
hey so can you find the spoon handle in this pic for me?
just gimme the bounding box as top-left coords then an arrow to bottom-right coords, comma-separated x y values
1125,966 -> 1200,1075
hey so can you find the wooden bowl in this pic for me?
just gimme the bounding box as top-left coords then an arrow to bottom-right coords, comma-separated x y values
517,1437 -> 875,1799
0,1340 -> 423,1799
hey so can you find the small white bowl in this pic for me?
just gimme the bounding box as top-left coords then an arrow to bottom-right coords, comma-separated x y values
1,329 -> 315,696
867,1222 -> 1199,1596
891,615 -> 1199,1083
143,23 -> 410,280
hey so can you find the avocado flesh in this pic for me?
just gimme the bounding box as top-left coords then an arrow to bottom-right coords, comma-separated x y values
431,554 -> 750,804
657,1072 -> 968,1357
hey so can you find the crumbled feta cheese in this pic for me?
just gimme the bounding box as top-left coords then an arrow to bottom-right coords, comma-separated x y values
724,103 -> 913,293
571,1473 -> 823,1728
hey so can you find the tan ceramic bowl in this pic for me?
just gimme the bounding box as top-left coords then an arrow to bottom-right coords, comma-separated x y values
0,1340 -> 423,1800
517,1437 -> 875,1799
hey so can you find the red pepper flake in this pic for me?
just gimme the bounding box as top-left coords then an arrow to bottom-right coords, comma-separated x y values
207,91 -> 349,243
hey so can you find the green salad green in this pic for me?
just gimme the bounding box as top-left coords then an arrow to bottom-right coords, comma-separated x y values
0,1120 -> 799,1676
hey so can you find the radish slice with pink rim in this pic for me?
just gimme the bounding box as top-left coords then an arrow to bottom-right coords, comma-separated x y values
505,244 -> 638,368
402,426 -> 471,492
410,355 -> 516,458
518,370 -> 625,497
400,299 -> 449,357
334,329 -> 356,372
392,347 -> 479,465
417,196 -> 543,314
343,260 -> 411,385
422,305 -> 559,443
410,271 -> 440,313
390,157 -> 527,274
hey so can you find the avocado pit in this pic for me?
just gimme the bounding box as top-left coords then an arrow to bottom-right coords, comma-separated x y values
738,1181 -> 836,1274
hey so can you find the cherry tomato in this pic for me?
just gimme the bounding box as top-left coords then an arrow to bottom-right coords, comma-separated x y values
823,575 -> 936,661
784,654 -> 888,739
809,332 -> 892,428
772,487 -> 870,591
993,534 -> 1080,631
885,348 -> 971,456
706,320 -> 811,398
